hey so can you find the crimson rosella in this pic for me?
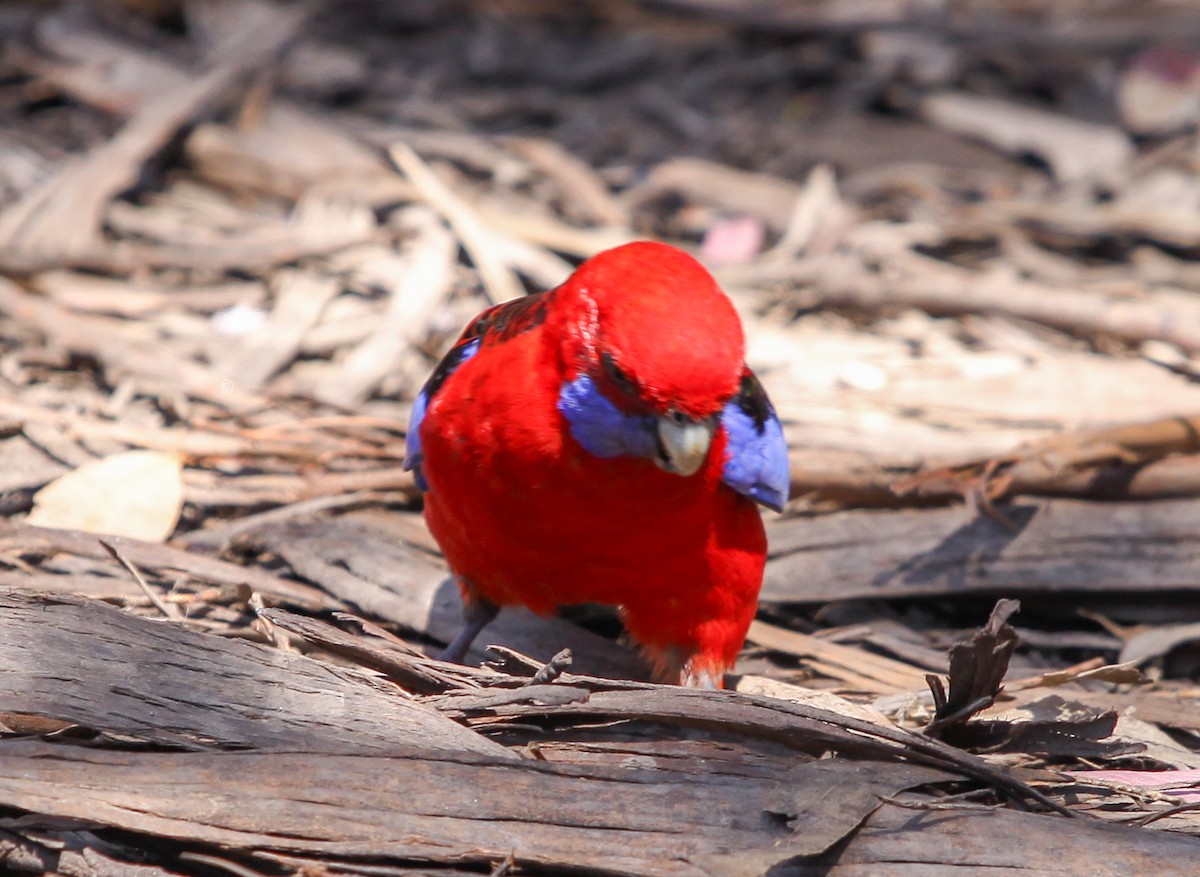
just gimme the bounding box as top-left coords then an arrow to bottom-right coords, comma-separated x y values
404,241 -> 788,688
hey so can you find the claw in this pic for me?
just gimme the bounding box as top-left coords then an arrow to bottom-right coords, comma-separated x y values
641,641 -> 727,689
682,666 -> 725,690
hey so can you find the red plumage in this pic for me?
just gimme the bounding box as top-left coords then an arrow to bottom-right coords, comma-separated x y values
414,242 -> 771,686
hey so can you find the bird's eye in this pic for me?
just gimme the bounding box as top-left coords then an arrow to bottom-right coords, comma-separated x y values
601,352 -> 638,396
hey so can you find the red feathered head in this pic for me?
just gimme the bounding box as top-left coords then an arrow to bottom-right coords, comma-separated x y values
559,241 -> 745,419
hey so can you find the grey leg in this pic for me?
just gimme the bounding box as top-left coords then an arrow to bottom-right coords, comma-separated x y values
437,594 -> 500,663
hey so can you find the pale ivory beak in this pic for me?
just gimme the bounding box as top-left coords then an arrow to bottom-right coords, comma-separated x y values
655,413 -> 716,477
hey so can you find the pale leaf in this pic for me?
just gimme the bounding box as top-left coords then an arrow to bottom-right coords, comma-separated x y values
28,450 -> 184,542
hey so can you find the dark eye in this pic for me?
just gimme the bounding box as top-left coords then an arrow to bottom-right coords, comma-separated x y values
601,352 -> 638,397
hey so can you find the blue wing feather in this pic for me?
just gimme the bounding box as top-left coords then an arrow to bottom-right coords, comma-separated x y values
403,388 -> 431,490
404,337 -> 481,491
407,293 -> 551,491
720,369 -> 789,512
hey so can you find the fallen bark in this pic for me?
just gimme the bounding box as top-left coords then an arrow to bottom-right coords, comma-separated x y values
797,803 -> 1200,876
0,589 -> 506,756
764,496 -> 1200,602
0,740 -> 944,877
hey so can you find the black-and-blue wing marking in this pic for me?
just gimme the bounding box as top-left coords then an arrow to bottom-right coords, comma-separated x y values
404,337 -> 480,490
404,293 -> 550,492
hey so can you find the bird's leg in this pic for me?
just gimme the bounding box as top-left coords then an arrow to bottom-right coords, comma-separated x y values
437,589 -> 500,664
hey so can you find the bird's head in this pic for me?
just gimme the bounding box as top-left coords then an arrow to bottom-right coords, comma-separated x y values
557,242 -> 745,477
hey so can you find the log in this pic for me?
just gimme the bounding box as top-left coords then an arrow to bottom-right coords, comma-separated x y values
0,741 -> 1196,876
797,803 -> 1200,876
0,589 -> 506,757
0,741 -> 970,876
764,497 -> 1200,603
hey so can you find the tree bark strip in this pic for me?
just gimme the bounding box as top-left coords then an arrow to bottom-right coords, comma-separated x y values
0,589 -> 506,757
764,497 -> 1200,603
0,741 -> 944,877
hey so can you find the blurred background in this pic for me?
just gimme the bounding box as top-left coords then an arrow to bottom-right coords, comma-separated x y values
6,0 -> 1200,513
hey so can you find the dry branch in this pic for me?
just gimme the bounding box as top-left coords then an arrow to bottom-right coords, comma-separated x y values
895,413 -> 1200,504
389,142 -> 525,303
0,524 -> 329,606
312,210 -> 458,406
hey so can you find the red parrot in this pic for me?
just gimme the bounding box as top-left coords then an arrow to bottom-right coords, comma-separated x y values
405,241 -> 789,688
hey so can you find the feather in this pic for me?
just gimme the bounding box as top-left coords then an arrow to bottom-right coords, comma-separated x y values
557,373 -> 658,460
720,369 -> 790,511
403,336 -> 481,489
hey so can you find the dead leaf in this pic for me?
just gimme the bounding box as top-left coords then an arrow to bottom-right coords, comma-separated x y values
975,695 -> 1135,760
924,598 -> 1020,738
27,450 -> 183,542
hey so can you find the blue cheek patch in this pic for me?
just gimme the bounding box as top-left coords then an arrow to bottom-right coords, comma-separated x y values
557,374 -> 658,461
404,337 -> 482,491
721,396 -> 790,512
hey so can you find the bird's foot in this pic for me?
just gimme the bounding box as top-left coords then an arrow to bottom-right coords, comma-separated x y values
681,666 -> 725,690
643,643 -> 727,689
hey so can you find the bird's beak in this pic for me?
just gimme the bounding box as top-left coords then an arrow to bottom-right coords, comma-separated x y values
655,413 -> 716,477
